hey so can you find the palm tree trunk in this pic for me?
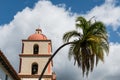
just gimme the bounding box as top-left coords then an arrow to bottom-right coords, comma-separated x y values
39,42 -> 74,80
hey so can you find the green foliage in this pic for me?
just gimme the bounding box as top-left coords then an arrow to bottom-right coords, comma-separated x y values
63,16 -> 109,76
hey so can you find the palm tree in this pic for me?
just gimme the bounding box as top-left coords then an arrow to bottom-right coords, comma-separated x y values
39,16 -> 109,80
63,16 -> 109,76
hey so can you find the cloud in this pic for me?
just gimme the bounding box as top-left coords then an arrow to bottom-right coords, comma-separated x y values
53,42 -> 120,80
0,0 -> 120,80
87,43 -> 120,80
83,0 -> 120,30
0,0 -> 76,74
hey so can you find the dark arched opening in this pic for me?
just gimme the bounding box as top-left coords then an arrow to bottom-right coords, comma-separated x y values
32,63 -> 38,75
33,44 -> 39,54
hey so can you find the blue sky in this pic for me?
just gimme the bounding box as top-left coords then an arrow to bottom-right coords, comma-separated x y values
0,0 -> 38,24
0,0 -> 119,43
0,0 -> 105,24
52,0 -> 105,12
0,0 -> 120,80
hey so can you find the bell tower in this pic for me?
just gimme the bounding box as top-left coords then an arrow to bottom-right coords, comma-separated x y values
18,29 -> 56,80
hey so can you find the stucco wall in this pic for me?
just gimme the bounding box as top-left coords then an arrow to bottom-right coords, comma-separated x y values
19,40 -> 53,80
23,41 -> 51,54
20,57 -> 52,75
0,63 -> 13,80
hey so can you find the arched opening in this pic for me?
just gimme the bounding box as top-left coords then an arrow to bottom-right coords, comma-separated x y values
33,44 -> 39,54
32,63 -> 38,75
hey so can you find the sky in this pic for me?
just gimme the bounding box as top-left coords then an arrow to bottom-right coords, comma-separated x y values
0,0 -> 120,80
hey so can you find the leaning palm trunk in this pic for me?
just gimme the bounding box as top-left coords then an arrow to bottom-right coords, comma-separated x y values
39,16 -> 109,79
39,42 -> 74,80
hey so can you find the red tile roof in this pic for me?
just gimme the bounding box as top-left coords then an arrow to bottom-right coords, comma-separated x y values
28,29 -> 47,40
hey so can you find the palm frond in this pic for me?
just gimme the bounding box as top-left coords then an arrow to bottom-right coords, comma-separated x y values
62,16 -> 109,77
76,16 -> 90,35
63,30 -> 82,42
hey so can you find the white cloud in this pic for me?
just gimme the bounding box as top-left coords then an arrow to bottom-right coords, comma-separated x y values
87,43 -> 120,80
0,0 -> 120,80
83,0 -> 120,30
53,41 -> 120,80
0,0 -> 76,73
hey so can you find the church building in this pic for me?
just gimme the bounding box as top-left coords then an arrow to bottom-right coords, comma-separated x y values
18,28 -> 56,80
0,28 -> 56,80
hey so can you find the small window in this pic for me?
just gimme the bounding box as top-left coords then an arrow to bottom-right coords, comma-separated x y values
33,44 -> 39,54
32,63 -> 38,75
